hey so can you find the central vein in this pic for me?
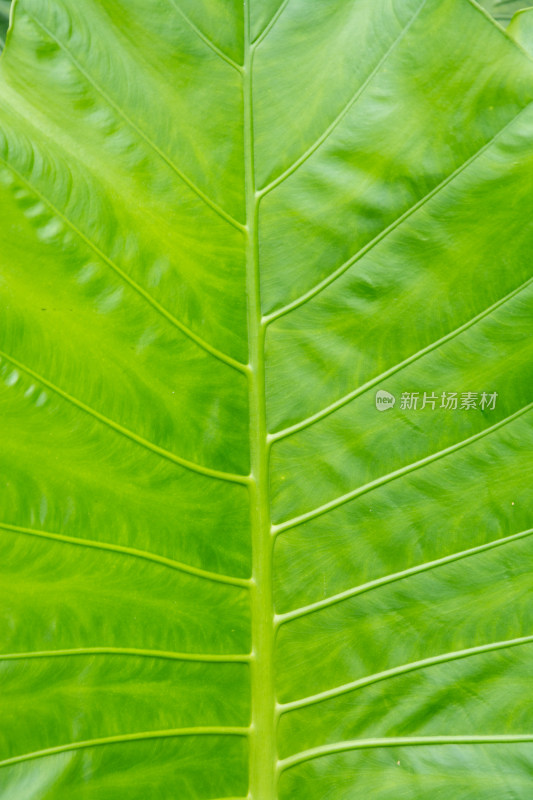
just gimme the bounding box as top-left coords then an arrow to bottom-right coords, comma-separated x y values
243,4 -> 277,799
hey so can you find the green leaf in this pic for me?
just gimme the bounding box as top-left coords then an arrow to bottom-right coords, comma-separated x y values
508,7 -> 533,53
0,0 -> 532,798
0,0 -> 11,48
477,0 -> 530,24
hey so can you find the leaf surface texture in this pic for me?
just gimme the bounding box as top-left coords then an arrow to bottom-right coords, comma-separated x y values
0,0 -> 532,797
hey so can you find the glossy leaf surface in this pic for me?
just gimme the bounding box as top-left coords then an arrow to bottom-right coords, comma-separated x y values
0,0 -> 532,798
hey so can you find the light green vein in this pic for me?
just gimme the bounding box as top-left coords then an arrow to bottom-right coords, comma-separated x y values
276,528 -> 533,625
0,727 -> 250,769
0,521 -> 251,588
0,155 -> 247,374
244,0 -> 278,795
257,0 -> 427,197
269,273 -> 533,443
0,348 -> 250,486
278,635 -> 533,715
278,734 -> 533,773
252,0 -> 291,47
0,647 -> 250,663
27,12 -> 246,234
272,402 -> 533,535
167,0 -> 243,71
263,100 -> 533,326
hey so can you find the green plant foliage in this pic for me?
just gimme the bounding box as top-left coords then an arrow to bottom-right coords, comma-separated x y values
508,7 -> 533,52
1,0 -> 531,50
0,0 -> 11,47
478,0 -> 531,24
0,0 -> 532,797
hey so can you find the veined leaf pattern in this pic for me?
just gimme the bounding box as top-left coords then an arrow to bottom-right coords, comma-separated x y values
0,0 -> 532,798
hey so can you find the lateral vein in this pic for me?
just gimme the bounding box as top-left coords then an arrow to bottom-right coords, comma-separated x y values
0,647 -> 250,663
167,0 -> 243,71
0,727 -> 250,769
278,734 -> 533,773
27,12 -> 246,234
278,635 -> 533,714
252,0 -> 291,46
0,156 -> 246,374
270,273 -> 533,442
257,0 -> 427,196
273,402 -> 533,534
0,521 -> 251,588
264,101 -> 533,325
0,349 -> 250,486
276,528 -> 533,625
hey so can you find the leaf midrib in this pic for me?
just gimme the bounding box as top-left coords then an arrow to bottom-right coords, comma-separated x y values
243,2 -> 277,797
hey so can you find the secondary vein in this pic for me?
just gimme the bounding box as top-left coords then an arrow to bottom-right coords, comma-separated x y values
0,647 -> 250,663
257,0 -> 427,197
0,349 -> 250,486
276,527 -> 533,625
269,272 -> 533,443
263,100 -> 533,326
0,521 -> 251,588
167,0 -> 243,72
0,155 -> 247,374
252,0 -> 291,47
278,734 -> 533,773
272,402 -> 533,535
278,635 -> 533,714
27,12 -> 246,234
0,727 -> 250,769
